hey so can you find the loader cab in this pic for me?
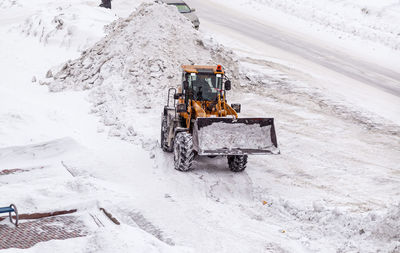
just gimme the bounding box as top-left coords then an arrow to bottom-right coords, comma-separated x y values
181,65 -> 226,102
186,72 -> 223,101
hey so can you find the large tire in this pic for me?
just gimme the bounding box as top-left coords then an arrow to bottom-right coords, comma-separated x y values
228,155 -> 248,172
161,115 -> 172,152
174,132 -> 195,172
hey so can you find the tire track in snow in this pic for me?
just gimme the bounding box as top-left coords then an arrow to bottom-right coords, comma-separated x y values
239,57 -> 400,136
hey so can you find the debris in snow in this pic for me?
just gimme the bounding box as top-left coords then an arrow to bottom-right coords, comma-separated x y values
46,70 -> 53,78
312,200 -> 326,212
361,7 -> 370,15
31,76 -> 37,82
0,168 -> 27,175
44,2 -> 239,145
100,207 -> 120,225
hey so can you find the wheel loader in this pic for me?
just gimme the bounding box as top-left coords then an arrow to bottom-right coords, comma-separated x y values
161,65 -> 279,172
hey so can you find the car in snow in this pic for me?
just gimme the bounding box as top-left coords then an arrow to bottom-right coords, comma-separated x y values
162,0 -> 200,29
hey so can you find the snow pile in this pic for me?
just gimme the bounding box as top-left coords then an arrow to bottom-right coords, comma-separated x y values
273,198 -> 400,252
44,2 -> 238,145
0,0 -> 21,9
232,0 -> 400,50
13,2 -> 117,51
371,204 -> 400,243
197,122 -> 273,151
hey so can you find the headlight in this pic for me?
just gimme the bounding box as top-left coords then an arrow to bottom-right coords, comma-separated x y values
177,103 -> 187,113
231,103 -> 241,113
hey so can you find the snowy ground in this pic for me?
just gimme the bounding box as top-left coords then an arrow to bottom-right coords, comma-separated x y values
187,0 -> 400,127
0,0 -> 399,252
215,0 -> 400,51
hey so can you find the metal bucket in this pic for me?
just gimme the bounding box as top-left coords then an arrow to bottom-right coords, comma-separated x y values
193,117 -> 279,156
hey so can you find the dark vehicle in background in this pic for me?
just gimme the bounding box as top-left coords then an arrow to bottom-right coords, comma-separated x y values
162,0 -> 200,29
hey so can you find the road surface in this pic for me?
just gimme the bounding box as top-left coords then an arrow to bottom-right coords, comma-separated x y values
188,0 -> 400,97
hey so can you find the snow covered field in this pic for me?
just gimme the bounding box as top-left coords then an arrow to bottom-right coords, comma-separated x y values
0,0 -> 399,252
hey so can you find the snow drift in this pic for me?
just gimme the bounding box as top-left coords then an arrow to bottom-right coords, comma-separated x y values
13,1 -> 116,51
0,0 -> 21,9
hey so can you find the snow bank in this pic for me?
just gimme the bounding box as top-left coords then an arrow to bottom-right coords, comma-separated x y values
12,1 -> 116,51
43,2 -> 238,145
0,0 -> 21,9
6,0 -> 147,51
229,0 -> 400,50
273,198 -> 400,252
372,204 -> 400,243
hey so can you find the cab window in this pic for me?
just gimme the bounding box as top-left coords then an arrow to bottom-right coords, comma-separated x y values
189,73 -> 222,101
171,3 -> 191,13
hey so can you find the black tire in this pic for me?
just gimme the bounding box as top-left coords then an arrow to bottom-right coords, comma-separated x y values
161,115 -> 172,152
228,155 -> 248,172
174,132 -> 195,172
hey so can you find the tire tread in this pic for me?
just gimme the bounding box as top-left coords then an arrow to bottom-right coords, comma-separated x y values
228,155 -> 248,172
174,132 -> 194,171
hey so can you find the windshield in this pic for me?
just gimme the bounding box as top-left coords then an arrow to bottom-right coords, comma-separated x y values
171,3 -> 191,13
188,73 -> 223,101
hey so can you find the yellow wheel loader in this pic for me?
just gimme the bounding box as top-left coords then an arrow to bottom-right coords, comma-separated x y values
161,65 -> 279,172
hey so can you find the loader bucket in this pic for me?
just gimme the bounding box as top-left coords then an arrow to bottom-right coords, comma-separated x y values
192,117 -> 279,156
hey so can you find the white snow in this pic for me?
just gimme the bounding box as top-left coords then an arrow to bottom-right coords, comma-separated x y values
0,0 -> 399,252
190,0 -> 400,126
43,2 -> 238,147
197,122 -> 273,151
225,0 -> 400,51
